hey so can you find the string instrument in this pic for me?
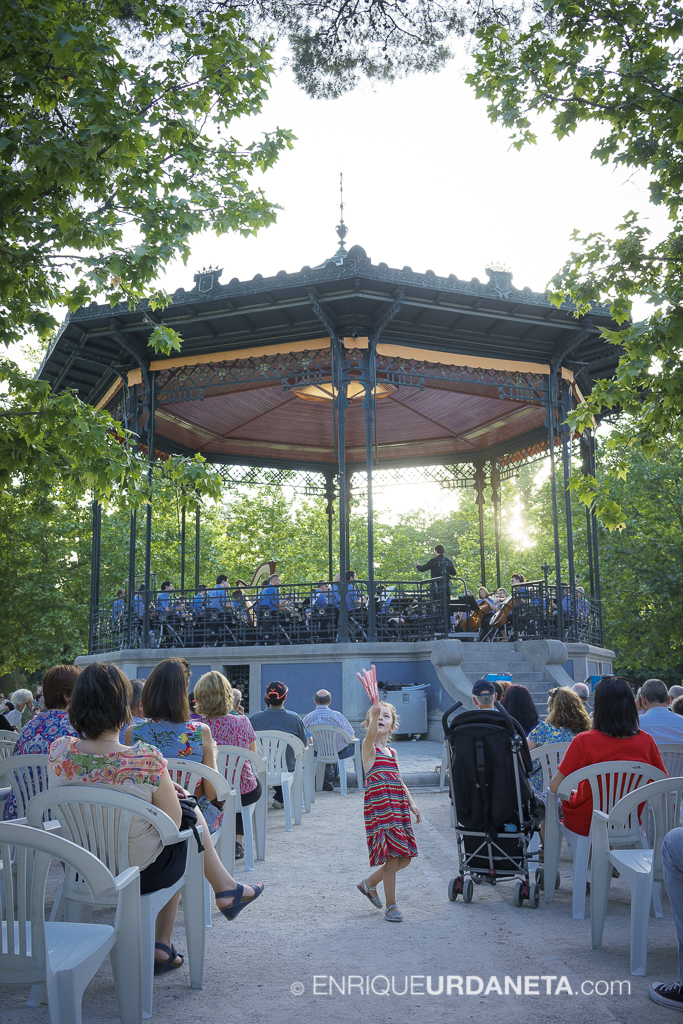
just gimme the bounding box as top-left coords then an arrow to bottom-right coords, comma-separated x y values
248,561 -> 276,588
454,599 -> 491,632
490,595 -> 513,628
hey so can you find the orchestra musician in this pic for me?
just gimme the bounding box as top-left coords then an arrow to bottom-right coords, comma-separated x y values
232,579 -> 254,625
476,586 -> 498,642
415,544 -> 456,601
206,574 -> 232,613
112,588 -> 126,628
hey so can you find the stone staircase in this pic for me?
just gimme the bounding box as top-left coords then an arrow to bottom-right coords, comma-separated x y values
459,648 -> 549,718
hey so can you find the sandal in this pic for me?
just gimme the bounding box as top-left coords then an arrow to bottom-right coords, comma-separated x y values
357,879 -> 382,908
215,883 -> 264,921
153,942 -> 184,974
384,904 -> 403,922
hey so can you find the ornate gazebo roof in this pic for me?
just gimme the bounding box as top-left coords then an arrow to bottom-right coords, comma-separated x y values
38,245 -> 620,472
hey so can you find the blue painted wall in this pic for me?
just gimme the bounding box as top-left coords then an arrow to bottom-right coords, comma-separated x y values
260,662 -> 342,717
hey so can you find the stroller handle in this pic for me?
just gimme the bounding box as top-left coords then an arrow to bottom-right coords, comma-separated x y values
442,701 -> 463,735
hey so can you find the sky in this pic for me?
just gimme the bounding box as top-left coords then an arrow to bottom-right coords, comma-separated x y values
158,51 -> 667,304
153,51 -> 665,529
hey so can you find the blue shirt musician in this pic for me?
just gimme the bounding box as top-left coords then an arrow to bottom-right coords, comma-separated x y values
313,581 -> 330,609
192,584 -> 208,615
206,574 -> 232,612
112,589 -> 126,626
256,573 -> 281,611
345,570 -> 363,612
155,580 -> 173,612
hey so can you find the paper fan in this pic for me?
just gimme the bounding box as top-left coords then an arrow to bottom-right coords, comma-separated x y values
357,664 -> 379,705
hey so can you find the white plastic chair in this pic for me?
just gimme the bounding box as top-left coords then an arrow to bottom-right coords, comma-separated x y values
164,758 -> 235,928
591,776 -> 683,974
544,760 -> 668,919
658,743 -> 683,779
256,731 -> 306,830
525,741 -> 571,877
215,747 -> 267,871
307,726 -> 362,796
0,753 -> 51,819
303,742 -> 315,810
0,730 -> 18,759
27,785 -> 205,1020
0,820 -> 142,1024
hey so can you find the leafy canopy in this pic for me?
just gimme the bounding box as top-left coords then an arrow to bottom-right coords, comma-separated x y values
0,0 -> 292,505
468,0 -> 683,524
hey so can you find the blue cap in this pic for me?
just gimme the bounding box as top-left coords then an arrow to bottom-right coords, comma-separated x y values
472,678 -> 496,696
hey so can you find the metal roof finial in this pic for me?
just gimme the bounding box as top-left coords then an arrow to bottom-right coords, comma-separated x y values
333,172 -> 347,258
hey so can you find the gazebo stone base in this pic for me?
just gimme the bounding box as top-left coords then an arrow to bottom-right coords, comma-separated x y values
76,639 -> 614,741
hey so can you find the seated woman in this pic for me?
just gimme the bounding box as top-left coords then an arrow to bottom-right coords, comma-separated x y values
3,664 -> 80,821
527,687 -> 591,826
550,675 -> 667,836
501,683 -> 539,737
126,658 -> 223,834
476,587 -> 498,642
193,671 -> 262,861
49,662 -> 264,973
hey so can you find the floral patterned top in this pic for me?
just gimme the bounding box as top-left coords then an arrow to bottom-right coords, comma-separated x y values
130,719 -> 222,833
2,708 -> 76,821
201,714 -> 258,795
527,721 -> 577,795
48,735 -> 167,869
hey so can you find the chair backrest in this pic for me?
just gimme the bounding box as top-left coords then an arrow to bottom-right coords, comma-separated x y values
26,784 -> 183,878
164,757 -> 234,833
215,746 -> 267,797
255,730 -> 305,778
0,731 -> 18,760
306,725 -> 355,759
0,821 -> 119,985
0,754 -> 50,819
658,743 -> 683,779
607,776 -> 683,880
529,741 -> 571,792
558,760 -> 669,836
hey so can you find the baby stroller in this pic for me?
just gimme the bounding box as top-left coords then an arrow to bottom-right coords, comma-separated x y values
442,700 -> 542,907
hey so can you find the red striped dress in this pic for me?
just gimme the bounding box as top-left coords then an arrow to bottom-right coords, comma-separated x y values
364,745 -> 418,866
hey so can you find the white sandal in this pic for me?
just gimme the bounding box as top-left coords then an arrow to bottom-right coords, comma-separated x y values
385,904 -> 403,922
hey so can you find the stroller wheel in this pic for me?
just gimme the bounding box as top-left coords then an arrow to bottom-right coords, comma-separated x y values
462,877 -> 474,903
513,881 -> 524,907
448,878 -> 458,902
535,866 -> 544,888
529,882 -> 540,908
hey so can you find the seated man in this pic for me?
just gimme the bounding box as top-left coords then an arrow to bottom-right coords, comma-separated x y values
250,681 -> 309,809
313,581 -> 330,609
639,677 -> 683,743
650,827 -> 683,1010
206,574 -> 233,614
303,689 -> 356,791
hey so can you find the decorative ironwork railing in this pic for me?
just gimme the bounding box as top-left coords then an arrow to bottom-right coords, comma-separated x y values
90,577 -> 601,654
508,580 -> 602,646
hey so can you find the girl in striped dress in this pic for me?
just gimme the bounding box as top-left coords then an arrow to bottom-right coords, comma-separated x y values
356,701 -> 420,922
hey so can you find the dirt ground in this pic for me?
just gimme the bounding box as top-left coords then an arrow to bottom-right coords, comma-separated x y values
3,788 -> 680,1024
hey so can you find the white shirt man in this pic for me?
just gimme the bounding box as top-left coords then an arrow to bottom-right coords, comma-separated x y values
639,678 -> 683,744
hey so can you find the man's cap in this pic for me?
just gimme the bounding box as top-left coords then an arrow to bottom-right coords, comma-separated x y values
472,678 -> 496,696
265,681 -> 288,702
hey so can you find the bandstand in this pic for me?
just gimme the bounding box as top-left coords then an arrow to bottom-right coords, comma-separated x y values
38,236 -> 619,734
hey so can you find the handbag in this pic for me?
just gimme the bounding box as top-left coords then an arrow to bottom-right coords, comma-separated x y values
178,795 -> 205,852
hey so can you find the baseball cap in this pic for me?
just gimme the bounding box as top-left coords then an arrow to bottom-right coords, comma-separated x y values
265,681 -> 288,702
472,678 -> 496,696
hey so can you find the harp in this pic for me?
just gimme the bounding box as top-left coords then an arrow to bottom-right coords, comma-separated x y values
249,561 -> 276,588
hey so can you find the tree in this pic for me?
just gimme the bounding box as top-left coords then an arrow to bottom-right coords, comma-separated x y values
193,0 -> 534,99
467,0 -> 683,526
1,0 -> 292,504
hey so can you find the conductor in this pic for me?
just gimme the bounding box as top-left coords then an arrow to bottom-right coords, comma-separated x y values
415,544 -> 456,601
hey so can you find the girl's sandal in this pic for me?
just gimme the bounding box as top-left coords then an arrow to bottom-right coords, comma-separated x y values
384,904 -> 403,922
357,879 -> 382,908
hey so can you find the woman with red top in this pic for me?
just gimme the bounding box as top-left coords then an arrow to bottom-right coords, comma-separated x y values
194,670 -> 262,861
549,675 -> 667,836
